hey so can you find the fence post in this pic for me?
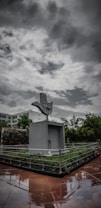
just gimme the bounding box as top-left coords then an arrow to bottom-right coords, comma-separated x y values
0,136 -> 3,154
29,159 -> 31,168
59,148 -> 62,174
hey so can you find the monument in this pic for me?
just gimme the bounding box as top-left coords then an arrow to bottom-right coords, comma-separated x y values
29,93 -> 65,154
32,93 -> 53,120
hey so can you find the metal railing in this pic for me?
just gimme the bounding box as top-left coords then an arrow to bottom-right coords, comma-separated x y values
0,143 -> 99,175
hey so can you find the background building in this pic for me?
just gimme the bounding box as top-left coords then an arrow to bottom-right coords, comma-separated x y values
0,110 -> 47,127
0,110 -> 63,127
0,111 -> 29,127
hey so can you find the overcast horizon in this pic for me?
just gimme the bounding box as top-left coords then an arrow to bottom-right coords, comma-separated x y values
0,0 -> 101,119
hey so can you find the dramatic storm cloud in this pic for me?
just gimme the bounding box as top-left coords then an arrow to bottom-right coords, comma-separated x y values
0,0 -> 101,118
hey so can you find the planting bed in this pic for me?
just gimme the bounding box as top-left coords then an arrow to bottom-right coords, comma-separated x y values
0,146 -> 99,177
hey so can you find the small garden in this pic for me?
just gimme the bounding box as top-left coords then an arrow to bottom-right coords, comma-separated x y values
0,144 -> 99,177
0,113 -> 100,176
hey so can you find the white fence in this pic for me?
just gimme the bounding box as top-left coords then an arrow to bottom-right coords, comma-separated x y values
0,143 -> 99,176
0,142 -> 98,156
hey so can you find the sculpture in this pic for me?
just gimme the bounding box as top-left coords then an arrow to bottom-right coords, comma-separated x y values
32,93 -> 53,119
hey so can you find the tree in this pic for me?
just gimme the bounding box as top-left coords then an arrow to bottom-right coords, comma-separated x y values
0,120 -> 8,144
0,120 -> 8,136
2,129 -> 28,145
84,113 -> 101,128
64,113 -> 101,143
69,115 -> 84,129
82,113 -> 101,142
17,114 -> 32,129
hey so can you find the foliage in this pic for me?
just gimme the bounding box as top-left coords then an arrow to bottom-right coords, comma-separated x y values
17,114 -> 32,129
0,120 -> 8,142
0,120 -> 8,130
2,129 -> 28,145
65,113 -> 101,143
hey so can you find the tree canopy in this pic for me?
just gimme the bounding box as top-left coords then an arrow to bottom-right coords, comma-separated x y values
17,114 -> 32,129
64,113 -> 101,144
0,120 -> 8,138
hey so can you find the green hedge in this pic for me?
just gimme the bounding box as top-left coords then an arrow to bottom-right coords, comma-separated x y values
2,129 -> 28,145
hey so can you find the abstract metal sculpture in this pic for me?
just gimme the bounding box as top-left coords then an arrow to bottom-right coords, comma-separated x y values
32,93 -> 53,120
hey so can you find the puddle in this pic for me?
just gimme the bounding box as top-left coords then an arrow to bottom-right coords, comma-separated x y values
0,152 -> 101,208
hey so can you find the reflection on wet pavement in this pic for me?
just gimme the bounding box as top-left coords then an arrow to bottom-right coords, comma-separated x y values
0,152 -> 101,208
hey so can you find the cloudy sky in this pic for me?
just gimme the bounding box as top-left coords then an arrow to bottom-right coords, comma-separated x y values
0,0 -> 101,118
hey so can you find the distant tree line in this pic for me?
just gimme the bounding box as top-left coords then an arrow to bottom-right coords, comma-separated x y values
0,113 -> 101,145
64,113 -> 101,144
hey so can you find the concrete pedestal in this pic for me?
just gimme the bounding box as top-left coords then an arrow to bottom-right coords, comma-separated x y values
29,120 -> 65,155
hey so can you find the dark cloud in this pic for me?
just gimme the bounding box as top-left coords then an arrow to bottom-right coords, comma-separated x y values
53,105 -> 85,118
53,98 -> 68,106
72,0 -> 101,63
0,43 -> 12,61
0,0 -> 23,11
27,2 -> 39,18
35,86 -> 43,91
18,90 -> 37,100
0,98 -> 4,104
8,100 -> 17,107
0,0 -> 101,63
0,44 -> 11,54
50,21 -> 86,49
49,0 -> 101,63
47,1 -> 57,17
59,7 -> 68,17
47,4 -> 78,48
0,13 -> 17,26
94,72 -> 101,81
55,88 -> 92,107
79,0 -> 101,24
0,0 -> 40,27
0,81 -> 37,104
0,81 -> 12,96
39,62 -> 64,75
3,29 -> 13,37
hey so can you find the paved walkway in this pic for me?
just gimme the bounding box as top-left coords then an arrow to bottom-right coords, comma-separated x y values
0,152 -> 101,208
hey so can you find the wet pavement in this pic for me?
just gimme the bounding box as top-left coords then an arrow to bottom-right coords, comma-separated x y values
0,152 -> 101,208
